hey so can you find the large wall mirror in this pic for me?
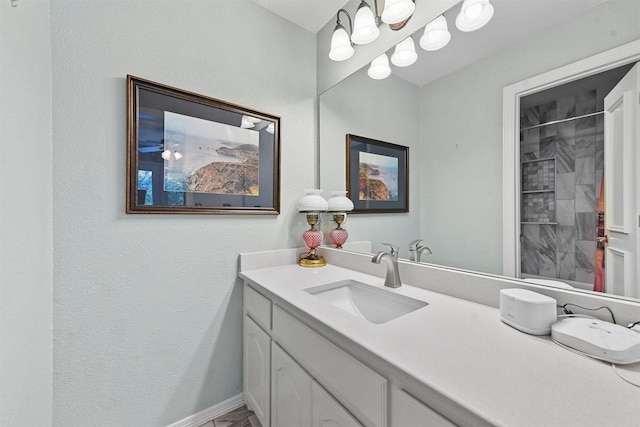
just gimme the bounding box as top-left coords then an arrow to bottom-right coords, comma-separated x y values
319,0 -> 640,302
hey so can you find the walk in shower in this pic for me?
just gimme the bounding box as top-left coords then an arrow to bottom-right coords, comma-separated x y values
519,65 -> 632,291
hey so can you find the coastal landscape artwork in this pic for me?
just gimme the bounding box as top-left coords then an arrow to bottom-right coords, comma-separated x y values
346,134 -> 408,213
163,112 -> 260,196
358,152 -> 398,201
127,75 -> 280,214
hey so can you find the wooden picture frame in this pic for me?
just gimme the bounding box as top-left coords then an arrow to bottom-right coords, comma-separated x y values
126,75 -> 280,214
346,134 -> 409,213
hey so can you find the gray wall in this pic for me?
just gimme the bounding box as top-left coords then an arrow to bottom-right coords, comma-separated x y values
47,1 -> 316,425
319,68 -> 420,258
419,0 -> 640,274
0,1 -> 53,425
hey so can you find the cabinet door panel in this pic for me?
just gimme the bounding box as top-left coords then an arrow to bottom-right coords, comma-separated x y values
272,306 -> 386,427
243,315 -> 271,427
312,381 -> 362,427
272,343 -> 312,426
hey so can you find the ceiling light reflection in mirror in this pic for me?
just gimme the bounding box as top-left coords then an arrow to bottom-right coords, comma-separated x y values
329,0 -> 495,81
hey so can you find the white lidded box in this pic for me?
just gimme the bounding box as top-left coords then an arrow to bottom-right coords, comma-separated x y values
500,288 -> 557,335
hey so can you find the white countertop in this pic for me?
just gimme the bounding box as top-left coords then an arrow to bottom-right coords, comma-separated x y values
240,261 -> 640,427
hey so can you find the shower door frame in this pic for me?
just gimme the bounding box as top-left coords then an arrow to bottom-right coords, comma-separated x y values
502,39 -> 640,281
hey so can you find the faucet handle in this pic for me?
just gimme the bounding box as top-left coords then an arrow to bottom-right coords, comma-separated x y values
409,239 -> 422,250
382,243 -> 399,259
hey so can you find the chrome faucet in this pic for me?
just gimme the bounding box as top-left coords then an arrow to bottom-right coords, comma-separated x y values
409,239 -> 432,263
372,243 -> 402,288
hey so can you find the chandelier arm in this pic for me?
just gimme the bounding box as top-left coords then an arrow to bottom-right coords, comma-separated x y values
336,8 -> 353,35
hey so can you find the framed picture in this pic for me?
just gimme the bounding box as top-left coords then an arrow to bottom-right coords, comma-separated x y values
346,134 -> 409,213
126,75 -> 280,214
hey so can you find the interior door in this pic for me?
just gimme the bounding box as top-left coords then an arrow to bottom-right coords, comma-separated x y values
603,63 -> 640,297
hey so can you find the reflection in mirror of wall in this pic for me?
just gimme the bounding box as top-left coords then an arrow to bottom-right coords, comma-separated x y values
320,66 -> 421,260
319,0 -> 640,301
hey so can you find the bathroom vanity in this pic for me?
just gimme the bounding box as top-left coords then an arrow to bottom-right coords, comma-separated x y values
239,247 -> 640,427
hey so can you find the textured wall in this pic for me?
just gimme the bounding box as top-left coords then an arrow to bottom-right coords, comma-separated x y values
0,1 -> 53,425
50,1 -> 316,425
419,0 -> 640,275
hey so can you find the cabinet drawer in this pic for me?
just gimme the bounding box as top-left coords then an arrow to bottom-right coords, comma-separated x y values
272,306 -> 387,427
244,283 -> 271,331
391,387 -> 455,427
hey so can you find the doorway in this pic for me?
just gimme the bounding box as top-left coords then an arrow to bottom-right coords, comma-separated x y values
502,39 -> 640,295
517,66 -> 632,290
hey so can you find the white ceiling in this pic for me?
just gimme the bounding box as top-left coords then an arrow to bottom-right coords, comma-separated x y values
253,0 -> 604,87
252,0 -> 350,34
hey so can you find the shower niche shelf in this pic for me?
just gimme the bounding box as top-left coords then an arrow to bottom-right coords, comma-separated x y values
521,158 -> 556,224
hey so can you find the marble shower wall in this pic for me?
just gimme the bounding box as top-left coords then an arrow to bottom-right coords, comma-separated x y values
520,90 -> 604,284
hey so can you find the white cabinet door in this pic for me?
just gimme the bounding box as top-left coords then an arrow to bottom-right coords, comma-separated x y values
243,315 -> 271,427
391,387 -> 455,427
312,381 -> 362,427
272,306 -> 387,427
271,343 -> 312,426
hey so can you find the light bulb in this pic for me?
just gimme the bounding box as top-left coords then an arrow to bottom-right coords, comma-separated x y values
391,37 -> 417,67
456,0 -> 494,32
381,0 -> 415,24
174,151 -> 183,160
428,30 -> 444,40
329,24 -> 354,61
367,53 -> 391,80
465,3 -> 483,19
161,150 -> 171,160
419,15 -> 451,51
351,1 -> 379,45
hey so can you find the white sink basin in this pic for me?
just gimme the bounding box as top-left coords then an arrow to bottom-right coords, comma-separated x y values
305,280 -> 428,324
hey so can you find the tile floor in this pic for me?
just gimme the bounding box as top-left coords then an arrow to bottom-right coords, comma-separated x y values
199,405 -> 261,427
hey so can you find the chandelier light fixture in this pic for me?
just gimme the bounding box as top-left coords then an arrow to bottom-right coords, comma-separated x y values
391,36 -> 418,67
367,53 -> 391,79
329,9 -> 355,61
455,0 -> 494,32
331,0 -> 495,79
351,0 -> 380,45
381,0 -> 416,25
419,14 -> 451,51
161,149 -> 183,160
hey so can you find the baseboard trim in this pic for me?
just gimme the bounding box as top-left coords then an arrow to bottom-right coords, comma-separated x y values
166,393 -> 245,427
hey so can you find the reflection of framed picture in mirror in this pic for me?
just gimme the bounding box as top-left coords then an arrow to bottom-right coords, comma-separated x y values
126,75 -> 280,214
346,134 -> 408,213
